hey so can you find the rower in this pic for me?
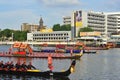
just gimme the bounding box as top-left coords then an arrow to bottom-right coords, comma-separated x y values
0,61 -> 4,70
27,62 -> 36,70
15,61 -> 21,71
9,61 -> 14,70
21,62 -> 28,71
3,61 -> 10,71
48,54 -> 54,71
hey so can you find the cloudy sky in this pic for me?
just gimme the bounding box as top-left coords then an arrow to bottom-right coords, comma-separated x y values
0,0 -> 119,30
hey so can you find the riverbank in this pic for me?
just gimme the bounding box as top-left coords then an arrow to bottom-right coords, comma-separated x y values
0,41 -> 76,45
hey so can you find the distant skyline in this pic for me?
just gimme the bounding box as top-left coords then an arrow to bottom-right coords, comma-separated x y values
0,0 -> 120,30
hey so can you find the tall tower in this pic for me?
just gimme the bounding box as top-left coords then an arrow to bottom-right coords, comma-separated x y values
38,17 -> 44,31
39,17 -> 43,28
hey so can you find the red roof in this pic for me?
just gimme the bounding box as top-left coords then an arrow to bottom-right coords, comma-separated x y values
13,42 -> 21,48
20,44 -> 28,49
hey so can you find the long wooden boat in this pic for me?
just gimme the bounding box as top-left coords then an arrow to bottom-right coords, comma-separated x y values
0,42 -> 83,59
0,60 -> 76,79
27,52 -> 83,59
11,53 -> 83,59
84,46 -> 108,50
0,51 -> 83,59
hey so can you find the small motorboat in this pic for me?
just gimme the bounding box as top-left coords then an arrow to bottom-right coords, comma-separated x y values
83,50 -> 97,54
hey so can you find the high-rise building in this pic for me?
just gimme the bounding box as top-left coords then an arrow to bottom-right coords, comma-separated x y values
70,10 -> 118,39
106,15 -> 118,35
105,12 -> 120,32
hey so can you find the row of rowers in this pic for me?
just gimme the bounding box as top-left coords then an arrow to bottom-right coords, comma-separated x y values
0,61 -> 36,71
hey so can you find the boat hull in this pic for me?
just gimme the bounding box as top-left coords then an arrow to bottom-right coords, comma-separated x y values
83,50 -> 97,54
0,52 -> 83,59
0,70 -> 70,79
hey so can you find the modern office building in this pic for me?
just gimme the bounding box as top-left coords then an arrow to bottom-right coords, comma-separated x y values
70,10 -> 118,39
27,31 -> 71,42
106,12 -> 120,32
106,15 -> 118,35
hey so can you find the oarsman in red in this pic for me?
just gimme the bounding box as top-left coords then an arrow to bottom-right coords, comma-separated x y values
48,54 -> 54,71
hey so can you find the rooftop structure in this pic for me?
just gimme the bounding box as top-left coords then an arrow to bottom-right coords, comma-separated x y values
63,16 -> 71,25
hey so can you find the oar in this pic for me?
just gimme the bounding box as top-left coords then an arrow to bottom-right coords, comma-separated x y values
27,69 -> 41,72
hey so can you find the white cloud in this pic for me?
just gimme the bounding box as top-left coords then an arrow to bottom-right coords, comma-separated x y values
41,0 -> 80,6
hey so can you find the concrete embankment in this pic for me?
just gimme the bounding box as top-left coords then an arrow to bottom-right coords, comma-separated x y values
0,41 -> 76,45
0,41 -> 14,45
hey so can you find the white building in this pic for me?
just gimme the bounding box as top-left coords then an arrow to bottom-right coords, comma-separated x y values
106,15 -> 118,35
27,33 -> 33,41
65,10 -> 117,39
63,16 -> 71,25
27,31 -> 71,42
86,11 -> 106,34
106,12 -> 120,32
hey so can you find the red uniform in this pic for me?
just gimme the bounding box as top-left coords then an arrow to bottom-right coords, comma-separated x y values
48,54 -> 53,71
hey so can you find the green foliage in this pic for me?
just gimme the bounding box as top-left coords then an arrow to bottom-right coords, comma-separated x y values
0,29 -> 12,37
79,27 -> 94,32
52,24 -> 71,31
78,27 -> 94,37
0,29 -> 27,41
52,24 -> 61,31
13,30 -> 27,41
66,24 -> 71,30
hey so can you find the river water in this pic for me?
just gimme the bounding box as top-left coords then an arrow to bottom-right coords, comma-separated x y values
0,45 -> 120,80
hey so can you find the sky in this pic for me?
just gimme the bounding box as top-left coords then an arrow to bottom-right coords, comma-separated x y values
0,0 -> 120,30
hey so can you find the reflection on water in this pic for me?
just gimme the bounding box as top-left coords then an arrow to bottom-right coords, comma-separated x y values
70,48 -> 120,80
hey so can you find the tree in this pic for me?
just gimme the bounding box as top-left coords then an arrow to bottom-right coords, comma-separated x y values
66,24 -> 71,31
60,25 -> 65,31
61,24 -> 71,31
78,27 -> 94,37
79,27 -> 94,32
52,24 -> 71,31
1,29 -> 12,38
0,29 -> 27,41
13,31 -> 27,41
52,24 -> 61,31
